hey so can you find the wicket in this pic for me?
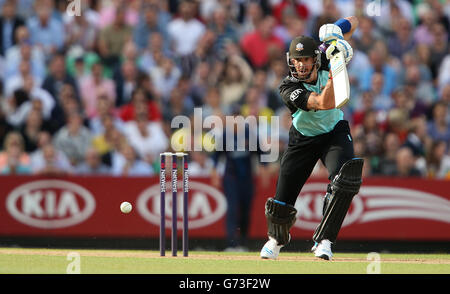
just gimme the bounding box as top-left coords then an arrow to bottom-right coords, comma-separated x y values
159,152 -> 189,257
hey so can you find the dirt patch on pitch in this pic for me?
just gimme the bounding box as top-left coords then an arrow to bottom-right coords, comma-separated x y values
0,248 -> 449,264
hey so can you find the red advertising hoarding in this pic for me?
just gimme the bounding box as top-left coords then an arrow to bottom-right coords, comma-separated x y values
0,175 -> 449,241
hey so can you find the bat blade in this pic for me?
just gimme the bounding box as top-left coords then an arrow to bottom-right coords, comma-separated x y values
329,50 -> 350,108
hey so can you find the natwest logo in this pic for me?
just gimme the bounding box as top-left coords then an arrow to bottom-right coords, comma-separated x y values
6,180 -> 96,229
137,181 -> 227,229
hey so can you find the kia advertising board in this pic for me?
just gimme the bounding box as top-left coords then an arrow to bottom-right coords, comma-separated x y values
0,175 -> 449,241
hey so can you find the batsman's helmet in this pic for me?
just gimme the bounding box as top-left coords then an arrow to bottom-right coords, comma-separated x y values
286,36 -> 321,81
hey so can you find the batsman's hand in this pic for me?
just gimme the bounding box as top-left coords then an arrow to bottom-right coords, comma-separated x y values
319,24 -> 344,43
325,39 -> 353,64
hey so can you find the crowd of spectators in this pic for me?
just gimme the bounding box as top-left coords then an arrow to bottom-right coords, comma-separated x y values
0,0 -> 449,179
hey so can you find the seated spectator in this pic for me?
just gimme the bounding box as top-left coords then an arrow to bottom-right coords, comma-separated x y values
79,61 -> 116,119
26,3 -> 64,57
429,22 -> 448,79
113,59 -> 141,107
371,72 -> 393,112
3,88 -> 31,128
92,123 -> 125,164
118,87 -> 161,123
208,5 -> 239,56
4,38 -> 46,81
75,147 -> 111,175
358,42 -> 398,97
123,112 -> 169,166
427,101 -> 450,143
387,17 -> 415,59
218,54 -> 253,109
0,143 -> 31,174
0,131 -> 30,172
53,111 -> 92,167
240,86 -> 274,123
373,132 -> 401,176
19,108 -> 53,152
98,6 -> 133,69
240,15 -> 284,69
251,69 -> 283,112
133,3 -> 169,52
31,142 -> 73,176
189,151 -> 215,177
90,95 -> 125,136
167,0 -> 206,58
0,0 -> 25,56
149,56 -> 181,103
389,146 -> 423,177
41,52 -> 80,105
111,142 -> 154,176
425,140 -> 450,179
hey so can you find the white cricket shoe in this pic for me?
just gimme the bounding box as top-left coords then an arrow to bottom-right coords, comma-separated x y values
260,237 -> 284,260
313,239 -> 333,260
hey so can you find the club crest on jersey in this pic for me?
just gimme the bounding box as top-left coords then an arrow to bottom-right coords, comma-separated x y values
290,89 -> 303,101
296,43 -> 304,51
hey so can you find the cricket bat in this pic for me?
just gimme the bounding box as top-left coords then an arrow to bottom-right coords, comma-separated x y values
329,41 -> 350,108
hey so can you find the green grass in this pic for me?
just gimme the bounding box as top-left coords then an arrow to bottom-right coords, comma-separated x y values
0,248 -> 449,274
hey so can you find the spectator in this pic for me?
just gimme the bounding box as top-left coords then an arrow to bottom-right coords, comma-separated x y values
427,101 -> 450,143
167,0 -> 206,58
63,4 -> 98,52
123,112 -> 169,166
3,88 -> 31,128
53,111 -> 92,167
90,94 -> 125,136
113,59 -> 141,106
0,131 -> 30,172
240,15 -> 285,69
359,42 -> 398,96
19,108 -> 53,152
237,1 -> 264,38
414,5 -> 437,46
387,17 -> 415,59
137,32 -> 169,77
75,147 -> 111,175
374,132 -> 401,176
79,61 -> 116,119
188,150 -> 215,177
429,22 -> 449,79
111,142 -> 154,176
118,87 -> 161,123
352,16 -> 382,55
218,54 -> 253,109
42,53 -> 80,105
133,3 -> 169,52
390,146 -> 423,177
31,142 -> 73,176
251,69 -> 283,112
0,0 -> 25,56
370,72 -> 393,112
208,5 -> 238,56
426,140 -> 450,179
27,2 -> 64,57
98,6 -> 133,69
149,56 -> 182,102
240,86 -> 274,123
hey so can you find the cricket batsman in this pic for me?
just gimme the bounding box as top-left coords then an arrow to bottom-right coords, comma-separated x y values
260,16 -> 362,260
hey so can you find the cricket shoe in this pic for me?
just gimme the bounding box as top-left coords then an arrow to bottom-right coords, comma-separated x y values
313,239 -> 333,260
260,236 -> 289,260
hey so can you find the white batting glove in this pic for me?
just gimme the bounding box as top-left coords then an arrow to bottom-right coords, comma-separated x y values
325,39 -> 353,64
319,24 -> 344,43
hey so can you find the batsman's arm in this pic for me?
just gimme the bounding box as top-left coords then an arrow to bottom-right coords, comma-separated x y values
341,16 -> 359,40
306,73 -> 335,110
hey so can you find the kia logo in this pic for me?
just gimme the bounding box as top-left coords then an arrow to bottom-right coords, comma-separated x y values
294,183 -> 363,230
137,181 -> 227,229
293,183 -> 450,231
6,180 -> 96,229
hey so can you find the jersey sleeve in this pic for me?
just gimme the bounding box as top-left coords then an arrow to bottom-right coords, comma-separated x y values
279,78 -> 311,113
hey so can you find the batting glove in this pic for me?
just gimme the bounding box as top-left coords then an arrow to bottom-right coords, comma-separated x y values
319,24 -> 344,43
325,39 -> 353,64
